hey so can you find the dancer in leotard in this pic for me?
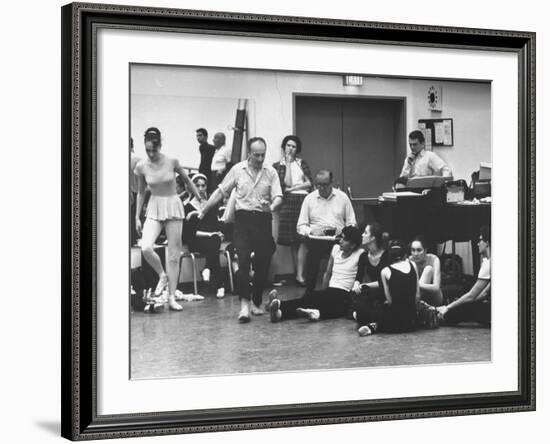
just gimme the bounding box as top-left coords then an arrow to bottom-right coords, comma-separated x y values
134,127 -> 202,311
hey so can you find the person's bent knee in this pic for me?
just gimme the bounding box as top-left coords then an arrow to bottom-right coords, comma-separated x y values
141,244 -> 155,256
166,249 -> 181,265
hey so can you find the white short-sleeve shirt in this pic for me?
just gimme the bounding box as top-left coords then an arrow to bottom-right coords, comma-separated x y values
477,257 -> 491,280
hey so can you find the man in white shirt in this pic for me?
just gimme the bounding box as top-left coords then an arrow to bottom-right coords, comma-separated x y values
199,137 -> 283,323
210,132 -> 232,192
399,130 -> 452,179
297,169 -> 357,291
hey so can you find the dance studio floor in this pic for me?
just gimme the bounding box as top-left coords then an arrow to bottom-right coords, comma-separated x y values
130,283 -> 491,380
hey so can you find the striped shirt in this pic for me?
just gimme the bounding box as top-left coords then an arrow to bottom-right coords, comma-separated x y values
218,160 -> 282,212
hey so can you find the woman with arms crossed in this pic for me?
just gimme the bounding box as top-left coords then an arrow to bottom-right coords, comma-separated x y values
272,135 -> 313,286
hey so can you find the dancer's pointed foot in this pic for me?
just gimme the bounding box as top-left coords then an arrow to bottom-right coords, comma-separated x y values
154,273 -> 168,296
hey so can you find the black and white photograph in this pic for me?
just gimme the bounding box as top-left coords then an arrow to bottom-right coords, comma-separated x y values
3,0 -> 548,443
53,0 -> 541,442
129,63 -> 492,379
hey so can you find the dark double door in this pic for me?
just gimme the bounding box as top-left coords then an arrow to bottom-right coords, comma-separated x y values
295,95 -> 406,198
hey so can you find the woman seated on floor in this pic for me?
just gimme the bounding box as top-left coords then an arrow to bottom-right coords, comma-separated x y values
268,226 -> 366,322
436,226 -> 491,326
354,240 -> 421,336
409,235 -> 444,306
349,223 -> 390,317
183,173 -> 226,298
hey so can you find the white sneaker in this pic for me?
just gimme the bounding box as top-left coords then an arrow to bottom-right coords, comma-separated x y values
216,287 -> 225,298
358,323 -> 378,336
250,304 -> 265,315
296,307 -> 320,321
269,297 -> 282,323
201,268 -> 211,283
238,303 -> 250,323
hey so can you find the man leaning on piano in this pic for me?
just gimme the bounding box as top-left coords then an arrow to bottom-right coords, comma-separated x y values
399,130 -> 452,181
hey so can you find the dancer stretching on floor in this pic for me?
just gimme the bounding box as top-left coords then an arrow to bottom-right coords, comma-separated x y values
269,226 -> 366,322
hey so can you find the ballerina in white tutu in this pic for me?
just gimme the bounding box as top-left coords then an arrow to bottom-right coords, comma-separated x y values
134,127 -> 202,311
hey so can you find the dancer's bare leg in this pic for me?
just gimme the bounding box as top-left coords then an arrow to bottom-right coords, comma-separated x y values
165,219 -> 184,310
141,218 -> 165,278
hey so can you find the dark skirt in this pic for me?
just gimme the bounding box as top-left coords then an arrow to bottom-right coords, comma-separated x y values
277,192 -> 307,245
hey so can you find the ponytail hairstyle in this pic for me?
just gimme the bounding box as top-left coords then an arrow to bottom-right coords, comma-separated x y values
366,222 -> 389,250
144,127 -> 162,147
388,240 -> 408,264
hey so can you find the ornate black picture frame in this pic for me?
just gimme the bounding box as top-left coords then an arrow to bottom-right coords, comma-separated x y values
61,2 -> 535,440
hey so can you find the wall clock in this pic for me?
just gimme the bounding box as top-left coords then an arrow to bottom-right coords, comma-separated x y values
427,85 -> 442,111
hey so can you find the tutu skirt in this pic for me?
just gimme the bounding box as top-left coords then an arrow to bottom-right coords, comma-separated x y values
146,195 -> 185,221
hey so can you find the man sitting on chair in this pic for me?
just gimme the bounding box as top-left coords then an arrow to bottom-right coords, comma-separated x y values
296,169 -> 357,292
